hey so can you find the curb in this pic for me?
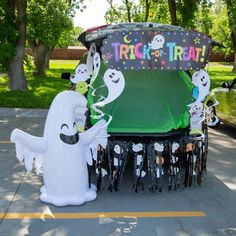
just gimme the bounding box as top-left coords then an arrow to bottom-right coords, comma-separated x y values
0,108 -> 48,118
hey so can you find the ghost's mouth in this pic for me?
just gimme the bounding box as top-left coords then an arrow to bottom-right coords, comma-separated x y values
112,78 -> 120,83
203,82 -> 207,87
60,132 -> 79,145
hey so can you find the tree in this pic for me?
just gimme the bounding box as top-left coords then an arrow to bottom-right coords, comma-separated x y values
0,0 -> 28,91
105,0 -> 169,23
224,0 -> 236,71
27,0 -> 73,76
57,26 -> 83,48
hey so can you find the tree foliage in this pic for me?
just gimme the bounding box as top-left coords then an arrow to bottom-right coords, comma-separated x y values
0,1 -> 18,71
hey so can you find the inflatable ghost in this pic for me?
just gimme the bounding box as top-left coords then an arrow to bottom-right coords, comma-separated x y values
11,91 -> 108,207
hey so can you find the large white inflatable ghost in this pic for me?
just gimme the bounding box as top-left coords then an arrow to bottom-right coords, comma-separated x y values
191,69 -> 210,103
148,35 -> 165,50
11,91 -> 108,207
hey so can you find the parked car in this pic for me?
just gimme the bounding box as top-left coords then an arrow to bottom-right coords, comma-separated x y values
206,78 -> 236,128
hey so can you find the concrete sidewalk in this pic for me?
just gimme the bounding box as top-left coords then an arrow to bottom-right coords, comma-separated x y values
0,108 -> 48,118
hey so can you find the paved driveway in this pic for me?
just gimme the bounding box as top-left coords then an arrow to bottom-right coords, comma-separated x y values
0,116 -> 236,236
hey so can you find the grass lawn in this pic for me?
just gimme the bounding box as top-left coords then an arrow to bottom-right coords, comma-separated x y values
0,60 -> 235,109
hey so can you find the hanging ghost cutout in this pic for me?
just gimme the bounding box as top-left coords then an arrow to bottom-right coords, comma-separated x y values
191,69 -> 210,103
154,142 -> 164,152
70,64 -> 91,84
11,91 -> 108,207
95,68 -> 125,106
188,100 -> 204,134
90,52 -> 101,85
87,42 -> 97,74
171,142 -> 179,153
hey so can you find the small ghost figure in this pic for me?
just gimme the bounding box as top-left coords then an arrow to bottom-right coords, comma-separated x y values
70,64 -> 91,84
132,143 -> 146,192
188,101 -> 204,135
169,142 -> 180,191
148,34 -> 165,50
191,69 -> 210,103
11,91 -> 108,207
154,142 -> 165,192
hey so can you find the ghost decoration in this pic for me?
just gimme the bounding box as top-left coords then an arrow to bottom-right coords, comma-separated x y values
188,101 -> 204,134
191,69 -> 210,103
132,143 -> 146,178
148,35 -> 165,50
90,52 -> 101,85
91,68 -> 125,125
10,91 -> 108,207
87,42 -> 97,74
70,64 -> 91,84
169,142 -> 181,191
154,142 -> 164,179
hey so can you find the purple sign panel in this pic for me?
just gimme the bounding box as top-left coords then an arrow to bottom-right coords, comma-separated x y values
101,30 -> 213,71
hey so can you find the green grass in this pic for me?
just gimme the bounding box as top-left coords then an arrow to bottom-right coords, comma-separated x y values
0,60 -> 79,108
207,62 -> 235,89
0,60 -> 235,109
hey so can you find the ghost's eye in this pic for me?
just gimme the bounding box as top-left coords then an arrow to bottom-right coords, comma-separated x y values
109,74 -> 113,78
61,123 -> 69,130
73,122 -> 76,128
112,72 -> 115,76
78,70 -> 81,72
91,52 -> 94,57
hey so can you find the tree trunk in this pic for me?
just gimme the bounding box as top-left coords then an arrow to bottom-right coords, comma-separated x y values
168,0 -> 177,25
144,0 -> 150,22
45,48 -> 54,69
231,31 -> 236,72
124,0 -> 132,22
32,42 -> 48,76
225,0 -> 236,71
7,0 -> 28,91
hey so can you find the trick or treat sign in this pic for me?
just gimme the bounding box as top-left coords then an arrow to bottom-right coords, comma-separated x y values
101,30 -> 213,71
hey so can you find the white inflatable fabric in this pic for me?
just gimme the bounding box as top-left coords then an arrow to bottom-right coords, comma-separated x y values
11,91 -> 108,207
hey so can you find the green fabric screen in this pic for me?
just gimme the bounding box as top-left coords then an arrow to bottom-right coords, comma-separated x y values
87,63 -> 193,134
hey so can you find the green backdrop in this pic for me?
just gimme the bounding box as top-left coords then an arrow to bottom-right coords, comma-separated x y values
87,63 -> 193,134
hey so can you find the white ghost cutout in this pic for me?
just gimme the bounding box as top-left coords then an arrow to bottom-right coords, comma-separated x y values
132,143 -> 143,152
188,100 -> 204,132
191,69 -> 210,103
87,42 -> 97,74
154,142 -> 164,152
10,91 -> 108,207
171,142 -> 179,153
70,64 -> 91,84
95,68 -> 125,107
149,34 -> 165,50
90,52 -> 101,84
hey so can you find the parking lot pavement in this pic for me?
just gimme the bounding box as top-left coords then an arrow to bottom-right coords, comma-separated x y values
0,115 -> 236,236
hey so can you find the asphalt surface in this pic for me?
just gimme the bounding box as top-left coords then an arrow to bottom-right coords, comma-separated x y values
0,110 -> 236,236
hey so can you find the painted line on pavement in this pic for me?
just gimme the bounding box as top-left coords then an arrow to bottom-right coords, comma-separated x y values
0,211 -> 205,219
0,140 -> 11,144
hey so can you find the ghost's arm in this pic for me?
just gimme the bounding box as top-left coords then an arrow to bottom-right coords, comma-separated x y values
10,129 -> 47,173
81,119 -> 108,147
80,119 -> 109,165
11,129 -> 47,152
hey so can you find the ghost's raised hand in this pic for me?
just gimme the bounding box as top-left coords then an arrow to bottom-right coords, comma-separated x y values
10,129 -> 47,173
81,119 -> 109,165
